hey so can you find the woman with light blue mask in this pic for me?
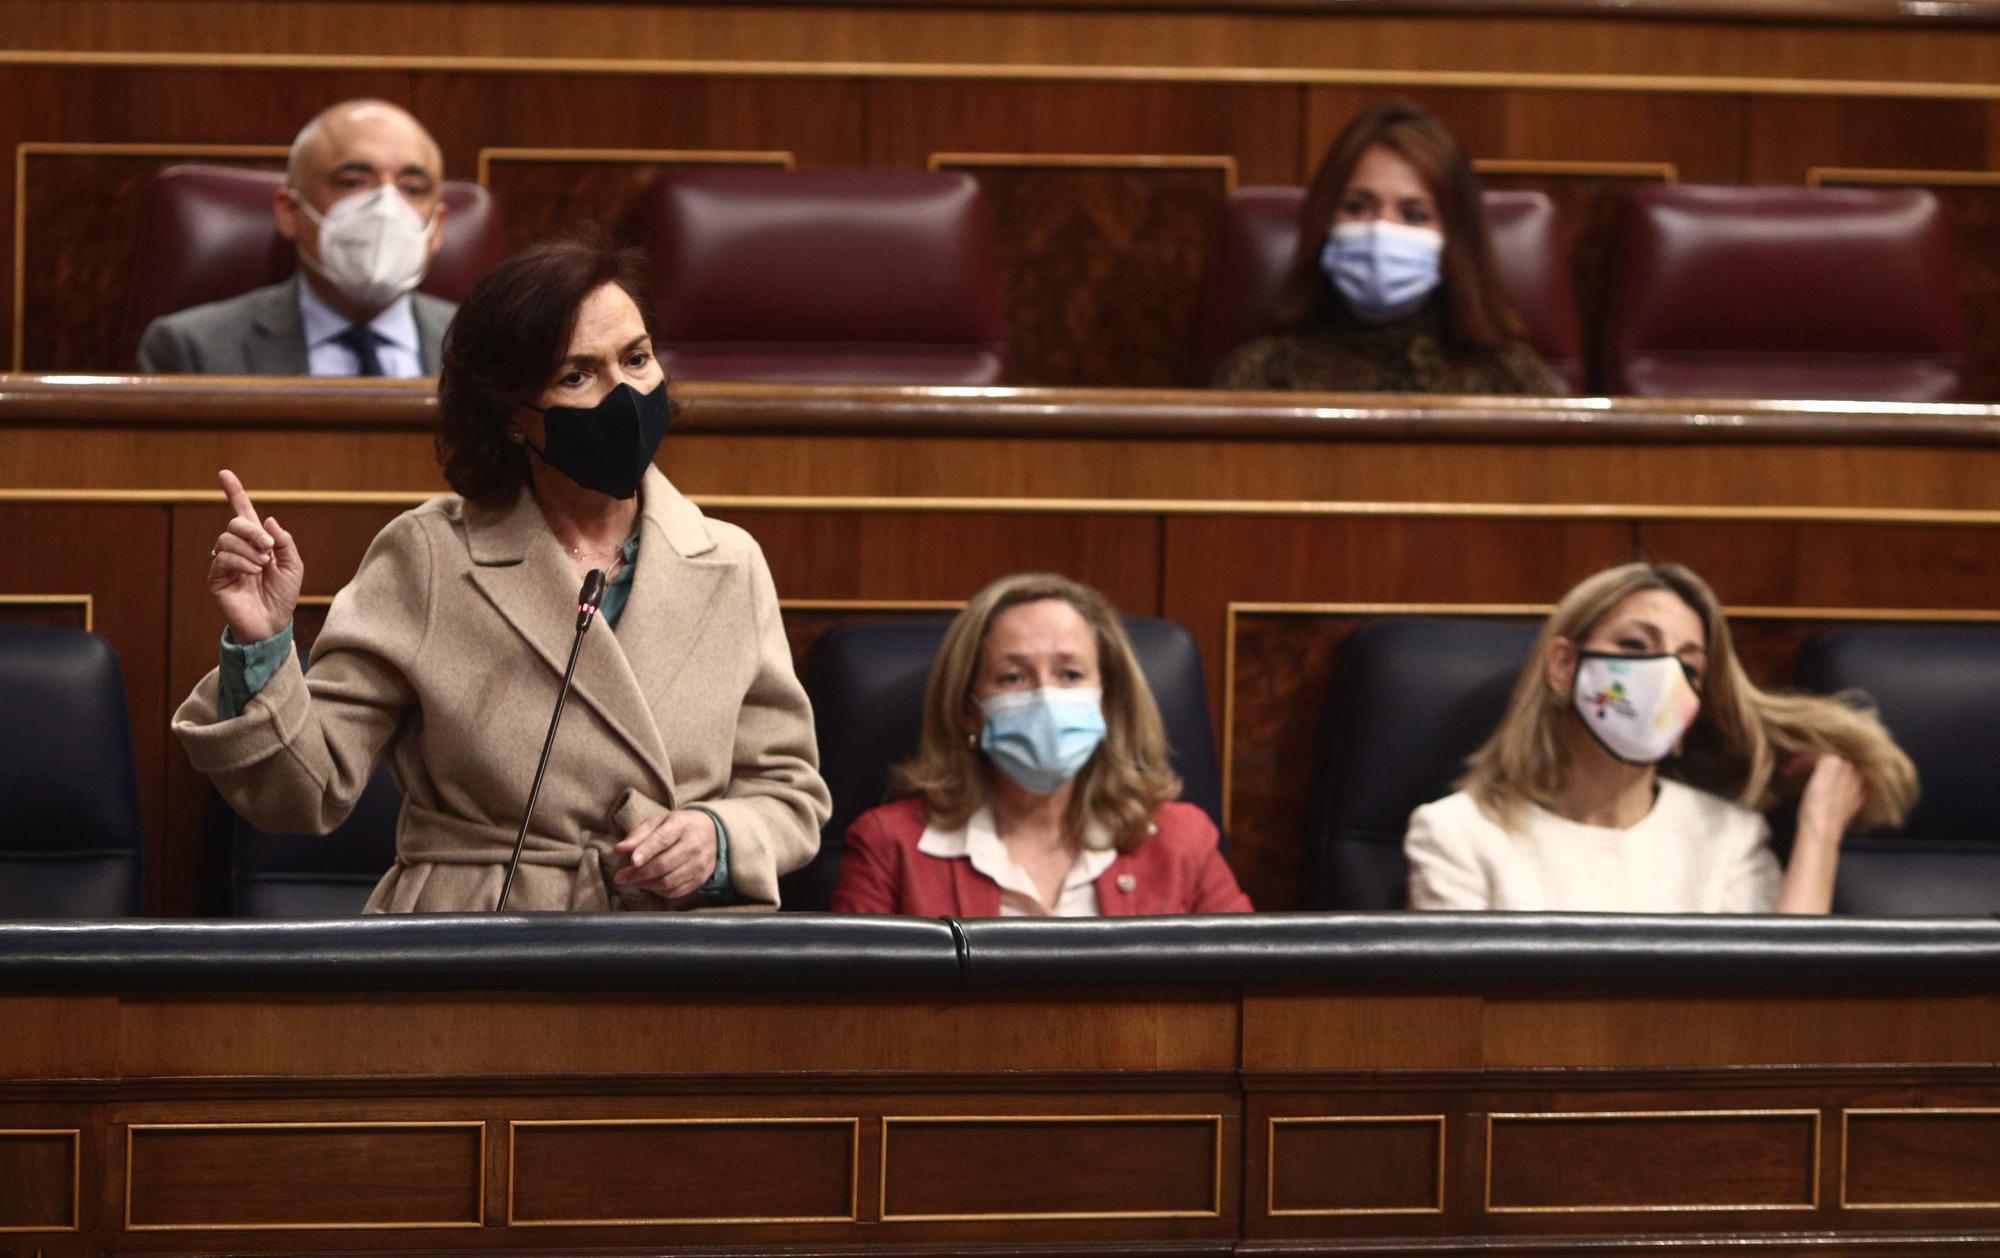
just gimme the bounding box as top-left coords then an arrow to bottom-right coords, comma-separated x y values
1214,98 -> 1561,395
832,573 -> 1252,918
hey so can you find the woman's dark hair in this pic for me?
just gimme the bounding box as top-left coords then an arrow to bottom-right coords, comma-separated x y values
1276,98 -> 1523,350
436,232 -> 657,508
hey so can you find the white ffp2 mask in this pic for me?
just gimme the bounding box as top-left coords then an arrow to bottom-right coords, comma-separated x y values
1571,653 -> 1701,766
291,184 -> 438,309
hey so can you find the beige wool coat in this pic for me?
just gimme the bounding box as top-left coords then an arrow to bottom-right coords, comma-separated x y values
173,467 -> 830,912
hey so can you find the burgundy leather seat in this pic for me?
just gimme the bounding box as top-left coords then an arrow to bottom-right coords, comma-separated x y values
638,168 -> 1008,385
117,163 -> 505,371
1601,185 -> 1966,400
1195,186 -> 1583,392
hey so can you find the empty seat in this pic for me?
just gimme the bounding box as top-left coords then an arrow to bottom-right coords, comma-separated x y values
1195,186 -> 1584,391
1305,618 -> 1541,909
1601,185 -> 1966,400
1793,625 -> 2000,914
638,168 -> 1008,385
233,765 -> 401,917
0,625 -> 145,916
117,163 -> 506,370
785,616 -> 1224,911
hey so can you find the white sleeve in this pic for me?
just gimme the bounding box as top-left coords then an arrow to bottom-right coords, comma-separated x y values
1405,800 -> 1492,910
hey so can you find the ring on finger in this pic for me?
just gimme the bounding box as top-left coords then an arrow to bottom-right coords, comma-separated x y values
209,547 -> 219,558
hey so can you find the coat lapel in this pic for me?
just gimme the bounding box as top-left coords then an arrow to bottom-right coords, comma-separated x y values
612,469 -> 733,737
245,277 -> 311,375
413,293 -> 453,373
461,478 -> 677,800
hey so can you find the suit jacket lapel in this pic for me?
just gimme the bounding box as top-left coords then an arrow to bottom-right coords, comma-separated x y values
245,276 -> 311,375
413,293 -> 452,373
462,483 -> 676,800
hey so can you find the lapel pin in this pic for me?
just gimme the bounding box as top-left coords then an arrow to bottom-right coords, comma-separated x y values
1115,873 -> 1136,894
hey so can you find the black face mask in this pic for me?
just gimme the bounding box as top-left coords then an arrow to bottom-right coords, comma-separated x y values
524,380 -> 673,500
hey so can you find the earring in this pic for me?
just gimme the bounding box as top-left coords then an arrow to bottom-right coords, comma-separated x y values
506,430 -> 526,445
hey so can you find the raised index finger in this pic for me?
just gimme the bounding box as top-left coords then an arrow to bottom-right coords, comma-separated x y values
217,468 -> 259,523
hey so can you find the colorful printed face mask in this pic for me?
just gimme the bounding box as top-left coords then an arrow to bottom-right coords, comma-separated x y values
1570,652 -> 1701,766
1319,219 -> 1444,323
978,687 -> 1106,795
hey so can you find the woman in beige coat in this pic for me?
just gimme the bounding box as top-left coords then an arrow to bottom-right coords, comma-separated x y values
174,235 -> 830,912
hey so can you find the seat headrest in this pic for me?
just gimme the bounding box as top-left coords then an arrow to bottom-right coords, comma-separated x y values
1602,184 -> 1966,399
639,168 -> 1008,385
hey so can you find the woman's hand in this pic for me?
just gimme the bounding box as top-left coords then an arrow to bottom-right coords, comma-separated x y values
1795,754 -> 1867,847
613,809 -> 719,900
207,469 -> 303,645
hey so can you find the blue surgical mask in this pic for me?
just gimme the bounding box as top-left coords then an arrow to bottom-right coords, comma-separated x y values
978,687 -> 1107,796
1320,219 -> 1444,323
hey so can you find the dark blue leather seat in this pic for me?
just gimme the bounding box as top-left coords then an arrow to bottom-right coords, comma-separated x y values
228,641 -> 400,917
0,625 -> 145,916
1305,618 -> 1541,909
786,616 -> 1225,911
232,766 -> 400,917
1794,625 -> 2000,915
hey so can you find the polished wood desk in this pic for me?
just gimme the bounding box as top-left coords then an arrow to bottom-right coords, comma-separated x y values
2,379 -> 1997,912
1,915 -> 1997,1255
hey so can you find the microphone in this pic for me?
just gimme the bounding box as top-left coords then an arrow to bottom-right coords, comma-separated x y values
496,569 -> 606,912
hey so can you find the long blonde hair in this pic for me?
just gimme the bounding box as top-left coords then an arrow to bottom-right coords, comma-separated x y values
892,573 -> 1181,852
1460,563 -> 1918,830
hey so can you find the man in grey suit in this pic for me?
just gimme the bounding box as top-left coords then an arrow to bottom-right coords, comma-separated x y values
138,99 -> 455,377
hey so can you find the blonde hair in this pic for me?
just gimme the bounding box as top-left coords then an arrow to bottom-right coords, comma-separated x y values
1460,562 -> 1918,830
892,573 -> 1181,852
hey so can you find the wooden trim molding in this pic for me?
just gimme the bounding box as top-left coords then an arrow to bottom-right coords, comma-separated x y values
0,593 -> 93,631
1265,1115 -> 1446,1217
504,1117 -> 862,1227
0,1128 -> 80,1234
475,146 -> 795,186
1839,1108 -> 2000,1210
1808,167 -> 2000,188
6,50 -> 2000,103
877,1114 -> 1226,1222
1475,158 -> 1678,182
123,1120 -> 487,1232
1483,1109 -> 1823,1214
932,152 -> 1240,194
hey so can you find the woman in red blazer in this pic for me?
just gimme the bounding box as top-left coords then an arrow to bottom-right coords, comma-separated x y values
831,573 -> 1252,918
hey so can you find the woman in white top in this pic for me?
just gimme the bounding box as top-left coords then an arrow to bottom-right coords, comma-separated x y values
1406,563 -> 1917,913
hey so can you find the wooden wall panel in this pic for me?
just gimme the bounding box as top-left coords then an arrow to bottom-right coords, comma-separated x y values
879,1115 -> 1223,1221
1843,1110 -> 2000,1209
509,1118 -> 857,1225
124,1122 -> 483,1229
934,158 -> 1236,387
1266,1116 -> 1444,1216
869,81 -> 1297,386
1486,1110 -> 1819,1213
0,1129 -> 77,1232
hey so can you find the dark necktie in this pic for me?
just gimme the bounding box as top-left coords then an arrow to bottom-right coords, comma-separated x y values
335,323 -> 385,377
